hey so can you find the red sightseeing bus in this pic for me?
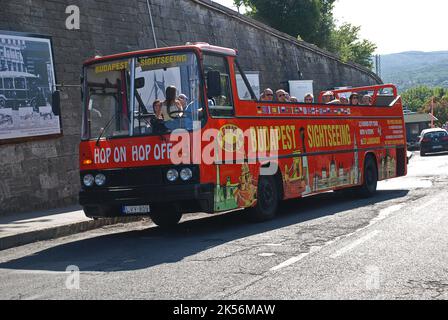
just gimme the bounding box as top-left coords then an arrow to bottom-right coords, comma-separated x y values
79,43 -> 407,227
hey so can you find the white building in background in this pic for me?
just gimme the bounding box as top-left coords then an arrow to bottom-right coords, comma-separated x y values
0,37 -> 27,72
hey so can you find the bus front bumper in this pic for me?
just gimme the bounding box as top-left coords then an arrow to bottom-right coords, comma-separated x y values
79,183 -> 214,217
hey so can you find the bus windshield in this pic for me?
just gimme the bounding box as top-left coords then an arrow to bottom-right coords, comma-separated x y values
82,52 -> 201,140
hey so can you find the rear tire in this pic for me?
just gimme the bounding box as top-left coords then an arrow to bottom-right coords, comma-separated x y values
420,151 -> 426,157
247,175 -> 279,222
150,210 -> 182,228
356,156 -> 378,198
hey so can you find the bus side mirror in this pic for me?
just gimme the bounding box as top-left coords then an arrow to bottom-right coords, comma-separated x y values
52,90 -> 61,116
135,77 -> 145,89
207,70 -> 221,98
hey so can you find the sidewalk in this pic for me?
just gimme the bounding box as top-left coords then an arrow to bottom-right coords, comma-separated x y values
0,206 -> 143,251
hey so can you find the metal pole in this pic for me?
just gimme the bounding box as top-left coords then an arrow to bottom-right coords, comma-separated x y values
431,97 -> 435,128
130,58 -> 136,136
146,0 -> 158,48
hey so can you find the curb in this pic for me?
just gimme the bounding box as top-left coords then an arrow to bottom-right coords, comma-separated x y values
0,217 -> 144,251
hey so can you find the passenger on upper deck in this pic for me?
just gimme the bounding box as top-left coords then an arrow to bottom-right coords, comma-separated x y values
260,88 -> 274,101
340,96 -> 349,104
304,93 -> 314,103
362,95 -> 373,106
328,99 -> 341,105
290,96 -> 298,103
349,93 -> 360,105
322,91 -> 335,104
276,89 -> 288,103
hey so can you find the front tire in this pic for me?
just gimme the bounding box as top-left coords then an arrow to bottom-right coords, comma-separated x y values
83,205 -> 114,218
356,156 -> 378,198
150,210 -> 182,228
247,175 -> 279,222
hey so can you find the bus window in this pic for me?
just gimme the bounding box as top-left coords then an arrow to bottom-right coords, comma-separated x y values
203,54 -> 234,117
234,62 -> 257,101
14,77 -> 26,90
4,78 -> 13,89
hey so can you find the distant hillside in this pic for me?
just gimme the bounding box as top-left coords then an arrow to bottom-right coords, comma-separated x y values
380,51 -> 448,92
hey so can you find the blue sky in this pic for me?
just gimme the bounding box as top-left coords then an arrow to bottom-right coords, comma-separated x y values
213,0 -> 448,54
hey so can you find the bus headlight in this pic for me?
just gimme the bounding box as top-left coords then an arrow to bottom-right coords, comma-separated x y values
95,174 -> 106,186
166,169 -> 179,182
180,168 -> 193,181
83,174 -> 95,187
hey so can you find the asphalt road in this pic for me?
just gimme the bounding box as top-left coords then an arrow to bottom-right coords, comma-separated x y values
1,151 -> 447,300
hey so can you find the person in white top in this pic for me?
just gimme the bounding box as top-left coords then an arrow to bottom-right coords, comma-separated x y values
161,85 -> 183,121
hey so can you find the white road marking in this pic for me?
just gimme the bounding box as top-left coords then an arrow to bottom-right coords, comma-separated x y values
264,243 -> 282,247
270,246 -> 322,272
330,230 -> 381,259
259,253 -> 276,257
270,254 -> 310,272
368,204 -> 404,226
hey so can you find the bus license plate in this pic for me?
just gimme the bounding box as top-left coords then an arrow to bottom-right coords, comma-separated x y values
122,205 -> 150,215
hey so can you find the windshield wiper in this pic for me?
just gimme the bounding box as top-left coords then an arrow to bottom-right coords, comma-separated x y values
95,112 -> 118,147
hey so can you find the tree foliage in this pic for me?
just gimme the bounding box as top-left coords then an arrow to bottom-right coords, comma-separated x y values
234,0 -> 335,49
401,86 -> 448,126
327,23 -> 377,68
234,0 -> 376,68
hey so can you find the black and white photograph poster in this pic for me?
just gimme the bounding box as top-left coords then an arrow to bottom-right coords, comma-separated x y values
0,31 -> 60,141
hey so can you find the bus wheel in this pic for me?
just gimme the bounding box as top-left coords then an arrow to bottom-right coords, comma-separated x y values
150,210 -> 182,228
247,175 -> 279,222
0,97 -> 5,108
357,156 -> 378,198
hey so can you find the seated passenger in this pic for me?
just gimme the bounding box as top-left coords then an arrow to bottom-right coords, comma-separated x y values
304,93 -> 314,103
152,99 -> 163,120
328,99 -> 341,105
362,94 -> 373,105
340,96 -> 349,104
290,96 -> 298,103
349,93 -> 360,105
161,86 -> 183,120
261,88 -> 274,101
322,91 -> 335,104
285,92 -> 291,102
276,89 -> 288,103
178,93 -> 188,109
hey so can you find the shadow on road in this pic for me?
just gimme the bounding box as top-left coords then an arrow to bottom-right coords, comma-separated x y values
0,189 -> 409,272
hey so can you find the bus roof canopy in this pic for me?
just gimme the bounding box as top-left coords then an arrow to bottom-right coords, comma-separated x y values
83,43 -> 237,66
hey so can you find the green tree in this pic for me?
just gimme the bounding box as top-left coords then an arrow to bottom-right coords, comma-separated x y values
234,0 -> 335,48
421,94 -> 448,127
327,23 -> 377,68
401,86 -> 448,126
401,86 -> 441,112
234,1 -> 376,68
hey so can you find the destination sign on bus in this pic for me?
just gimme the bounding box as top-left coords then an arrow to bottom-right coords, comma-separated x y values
138,54 -> 188,71
94,60 -> 129,74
